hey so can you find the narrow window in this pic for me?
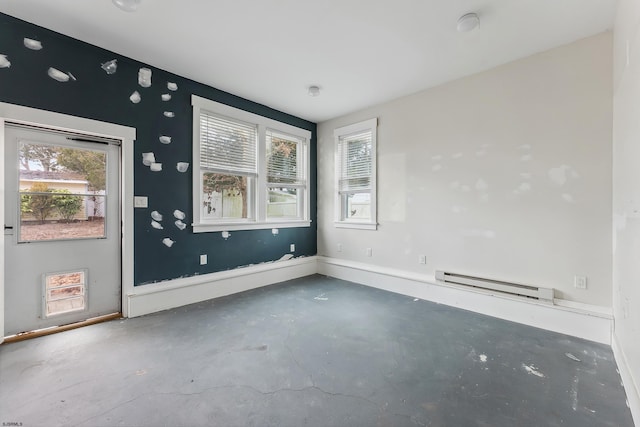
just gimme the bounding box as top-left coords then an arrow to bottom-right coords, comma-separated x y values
334,118 -> 377,230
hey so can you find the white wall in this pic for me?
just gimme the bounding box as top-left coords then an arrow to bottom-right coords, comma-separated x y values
317,33 -> 613,307
612,0 -> 640,419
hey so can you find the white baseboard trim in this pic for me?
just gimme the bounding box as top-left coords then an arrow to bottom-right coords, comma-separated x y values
317,256 -> 612,344
612,333 -> 640,426
125,255 -> 613,345
127,256 -> 318,317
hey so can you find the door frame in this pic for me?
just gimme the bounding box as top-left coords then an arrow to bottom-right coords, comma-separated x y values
0,102 -> 135,342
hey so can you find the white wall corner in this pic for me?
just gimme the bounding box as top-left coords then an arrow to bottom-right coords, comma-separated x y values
613,333 -> 640,426
126,256 -> 318,317
317,256 -> 612,345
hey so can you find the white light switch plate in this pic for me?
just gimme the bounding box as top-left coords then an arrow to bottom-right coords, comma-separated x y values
134,196 -> 148,208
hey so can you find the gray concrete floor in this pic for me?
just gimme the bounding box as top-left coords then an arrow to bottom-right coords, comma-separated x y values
0,274 -> 634,427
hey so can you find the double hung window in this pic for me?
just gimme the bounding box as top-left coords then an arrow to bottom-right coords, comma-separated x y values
192,95 -> 311,232
334,118 -> 377,230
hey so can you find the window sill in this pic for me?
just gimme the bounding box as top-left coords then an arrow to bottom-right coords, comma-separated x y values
193,220 -> 311,233
334,221 -> 377,230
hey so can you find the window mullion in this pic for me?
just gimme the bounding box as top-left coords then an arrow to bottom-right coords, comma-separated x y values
193,106 -> 204,226
257,124 -> 267,222
302,140 -> 308,220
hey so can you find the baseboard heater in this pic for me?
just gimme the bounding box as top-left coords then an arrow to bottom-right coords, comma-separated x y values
435,271 -> 554,303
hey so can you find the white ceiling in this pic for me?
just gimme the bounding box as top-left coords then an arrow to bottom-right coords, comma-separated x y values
1,0 -> 617,123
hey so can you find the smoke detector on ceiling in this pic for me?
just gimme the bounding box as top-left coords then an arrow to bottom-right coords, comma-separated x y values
457,13 -> 480,32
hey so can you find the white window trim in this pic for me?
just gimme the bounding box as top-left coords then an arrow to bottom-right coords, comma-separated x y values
192,95 -> 311,233
334,118 -> 377,230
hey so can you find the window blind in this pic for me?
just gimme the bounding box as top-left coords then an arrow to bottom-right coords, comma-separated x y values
266,130 -> 302,185
337,130 -> 372,192
199,111 -> 257,175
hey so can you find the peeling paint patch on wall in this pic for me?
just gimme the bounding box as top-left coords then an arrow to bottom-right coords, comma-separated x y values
138,67 -> 151,87
129,91 -> 141,103
548,165 -> 579,186
23,37 -> 42,50
142,152 -> 155,166
514,182 -> 532,195
47,67 -> 73,82
151,211 -> 163,221
101,59 -> 117,74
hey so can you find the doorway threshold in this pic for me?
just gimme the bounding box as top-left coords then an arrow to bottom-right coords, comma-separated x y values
2,312 -> 122,344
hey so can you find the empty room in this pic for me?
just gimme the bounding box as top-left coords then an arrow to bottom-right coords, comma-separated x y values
0,0 -> 638,426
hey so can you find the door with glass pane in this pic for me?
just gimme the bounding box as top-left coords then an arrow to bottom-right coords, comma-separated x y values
3,125 -> 120,335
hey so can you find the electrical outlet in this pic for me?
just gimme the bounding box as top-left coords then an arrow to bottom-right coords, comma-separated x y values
337,243 -> 342,252
419,255 -> 427,264
200,254 -> 207,265
290,244 -> 295,252
366,248 -> 372,257
574,276 -> 587,290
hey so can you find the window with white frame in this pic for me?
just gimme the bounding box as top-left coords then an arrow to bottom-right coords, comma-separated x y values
334,118 -> 377,230
192,95 -> 311,232
266,130 -> 306,219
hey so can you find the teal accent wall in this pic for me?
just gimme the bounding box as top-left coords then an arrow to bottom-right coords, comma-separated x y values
0,13 -> 317,285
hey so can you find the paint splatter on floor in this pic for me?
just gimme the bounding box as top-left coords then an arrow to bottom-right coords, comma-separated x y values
565,352 -> 581,362
314,293 -> 329,301
570,375 -> 579,411
522,363 -> 545,378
